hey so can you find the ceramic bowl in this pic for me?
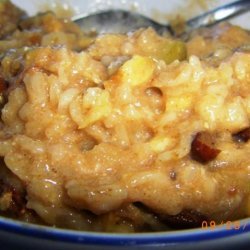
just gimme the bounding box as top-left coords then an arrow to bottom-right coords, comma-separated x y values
0,216 -> 249,250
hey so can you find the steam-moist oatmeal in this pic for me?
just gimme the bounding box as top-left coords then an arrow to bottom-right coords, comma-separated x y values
0,1 -> 249,232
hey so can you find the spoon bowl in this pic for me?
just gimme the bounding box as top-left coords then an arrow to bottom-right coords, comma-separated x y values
72,10 -> 170,35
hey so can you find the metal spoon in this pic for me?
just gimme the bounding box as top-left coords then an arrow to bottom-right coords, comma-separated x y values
72,0 -> 250,36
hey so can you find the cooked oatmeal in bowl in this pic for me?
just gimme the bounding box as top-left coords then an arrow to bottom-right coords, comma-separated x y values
0,0 -> 249,233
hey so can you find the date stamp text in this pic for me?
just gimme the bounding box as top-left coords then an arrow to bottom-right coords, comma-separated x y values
201,220 -> 249,230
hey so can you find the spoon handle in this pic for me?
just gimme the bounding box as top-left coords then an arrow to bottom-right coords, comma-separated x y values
186,0 -> 250,30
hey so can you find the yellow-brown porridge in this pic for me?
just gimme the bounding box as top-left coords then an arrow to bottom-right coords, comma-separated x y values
0,0 -> 249,232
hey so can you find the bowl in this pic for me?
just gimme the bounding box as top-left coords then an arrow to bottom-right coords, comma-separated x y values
1,1 -> 250,250
0,216 -> 249,250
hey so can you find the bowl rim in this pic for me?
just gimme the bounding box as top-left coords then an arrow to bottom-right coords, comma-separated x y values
0,216 -> 249,246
